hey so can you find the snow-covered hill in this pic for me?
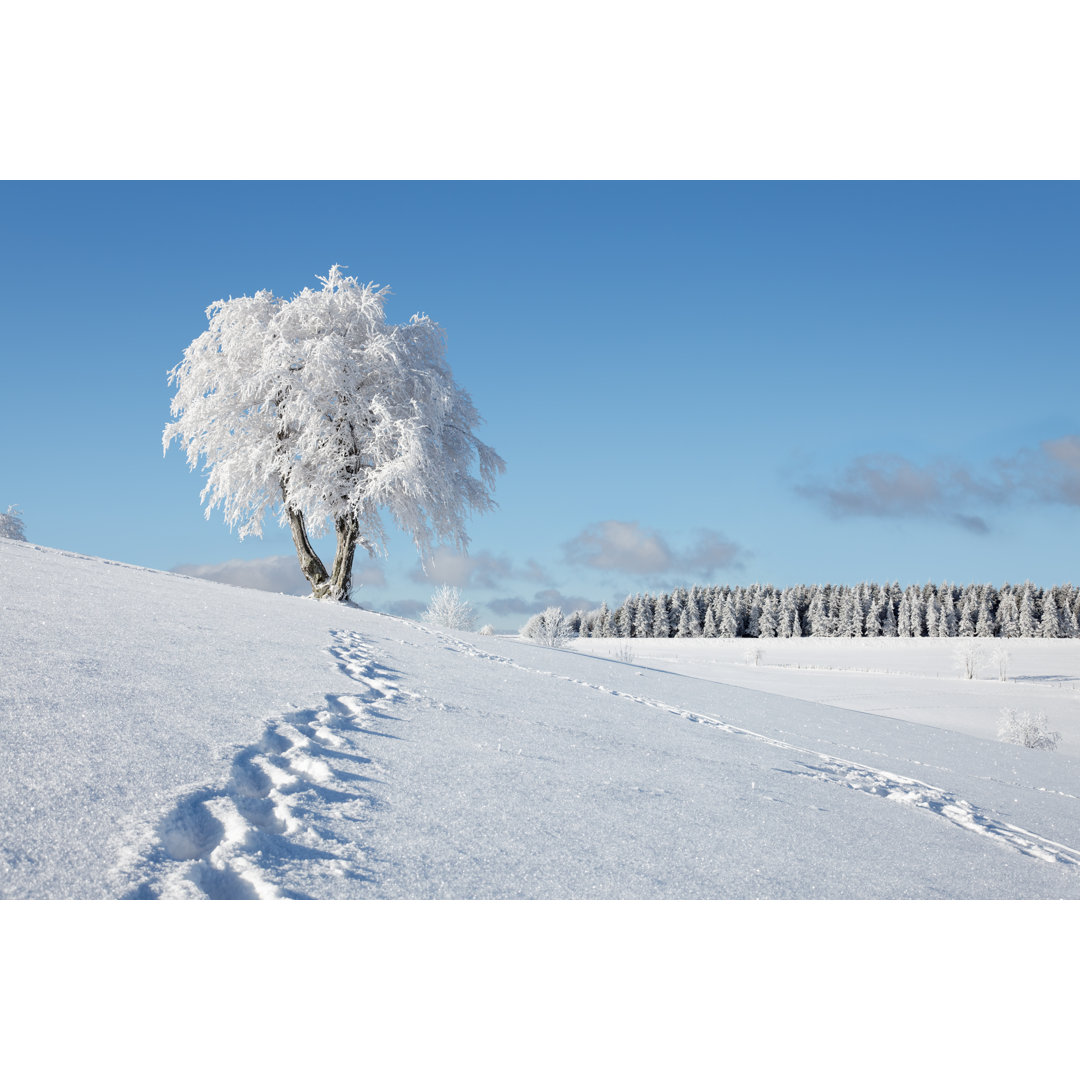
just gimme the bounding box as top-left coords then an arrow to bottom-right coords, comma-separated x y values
4,537 -> 1080,899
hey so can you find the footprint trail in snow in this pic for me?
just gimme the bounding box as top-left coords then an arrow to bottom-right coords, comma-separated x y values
115,631 -> 402,899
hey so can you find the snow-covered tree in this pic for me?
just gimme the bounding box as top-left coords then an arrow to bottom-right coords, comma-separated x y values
164,266 -> 504,602
1018,586 -> 1039,637
758,592 -> 779,638
719,597 -> 738,637
0,505 -> 26,541
521,606 -> 574,648
1039,590 -> 1063,638
422,585 -> 476,631
651,595 -> 672,638
634,594 -> 654,638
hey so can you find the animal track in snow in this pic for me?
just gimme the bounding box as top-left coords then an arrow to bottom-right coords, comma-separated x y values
116,631 -> 402,899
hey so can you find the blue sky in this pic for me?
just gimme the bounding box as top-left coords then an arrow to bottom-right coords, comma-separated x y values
2,181 -> 1078,627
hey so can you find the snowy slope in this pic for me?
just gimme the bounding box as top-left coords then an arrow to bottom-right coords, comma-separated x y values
4,537 -> 1080,899
570,636 -> 1080,754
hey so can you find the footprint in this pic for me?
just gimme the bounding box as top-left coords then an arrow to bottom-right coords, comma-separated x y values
158,798 -> 225,861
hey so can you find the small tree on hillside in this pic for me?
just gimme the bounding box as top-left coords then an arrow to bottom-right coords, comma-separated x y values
164,266 -> 504,602
422,585 -> 477,631
0,505 -> 26,541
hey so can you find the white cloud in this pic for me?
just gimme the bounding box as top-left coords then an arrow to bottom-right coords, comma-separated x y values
563,521 -> 744,578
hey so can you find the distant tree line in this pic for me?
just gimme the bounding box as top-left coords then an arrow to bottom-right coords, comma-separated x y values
569,582 -> 1080,640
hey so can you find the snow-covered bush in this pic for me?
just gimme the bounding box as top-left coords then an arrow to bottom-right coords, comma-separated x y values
422,585 -> 476,631
956,641 -> 982,679
479,624 -> 495,636
0,505 -> 26,541
998,709 -> 1061,751
614,643 -> 637,664
521,607 -> 573,648
743,647 -> 762,666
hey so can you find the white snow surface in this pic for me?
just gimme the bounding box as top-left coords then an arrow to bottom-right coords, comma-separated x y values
5,537 -> 1080,899
571,636 -> 1080,755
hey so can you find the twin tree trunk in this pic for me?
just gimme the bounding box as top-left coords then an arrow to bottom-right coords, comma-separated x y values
280,480 -> 361,602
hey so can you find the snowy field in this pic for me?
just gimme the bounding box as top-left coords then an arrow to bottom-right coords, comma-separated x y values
4,537 -> 1080,902
570,636 -> 1080,755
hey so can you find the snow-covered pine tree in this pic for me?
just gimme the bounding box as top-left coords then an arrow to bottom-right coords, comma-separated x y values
777,590 -> 795,638
1058,591 -> 1075,639
684,588 -> 703,636
997,589 -> 1020,638
882,583 -> 901,636
957,591 -> 976,637
652,594 -> 672,638
165,266 -> 504,602
1018,586 -> 1038,637
630,596 -> 648,635
863,586 -> 883,638
925,593 -> 943,637
940,586 -> 958,637
1039,590 -> 1062,638
702,605 -> 719,638
758,592 -> 779,638
897,592 -> 913,637
745,586 -> 763,638
719,597 -> 738,637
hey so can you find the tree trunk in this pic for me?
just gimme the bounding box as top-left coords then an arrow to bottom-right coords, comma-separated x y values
325,512 -> 361,602
285,503 -> 333,596
280,478 -> 331,596
280,479 -> 363,603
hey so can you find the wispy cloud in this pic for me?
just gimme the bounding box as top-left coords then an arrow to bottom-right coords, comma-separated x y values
172,555 -> 386,594
563,521 -> 745,578
409,547 -> 555,590
796,436 -> 1080,531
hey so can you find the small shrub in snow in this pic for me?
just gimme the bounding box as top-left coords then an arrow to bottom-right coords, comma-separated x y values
998,709 -> 1061,751
956,641 -> 982,679
479,624 -> 495,636
422,585 -> 476,631
521,607 -> 573,648
0,505 -> 26,541
743,647 -> 762,667
614,643 -> 637,664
